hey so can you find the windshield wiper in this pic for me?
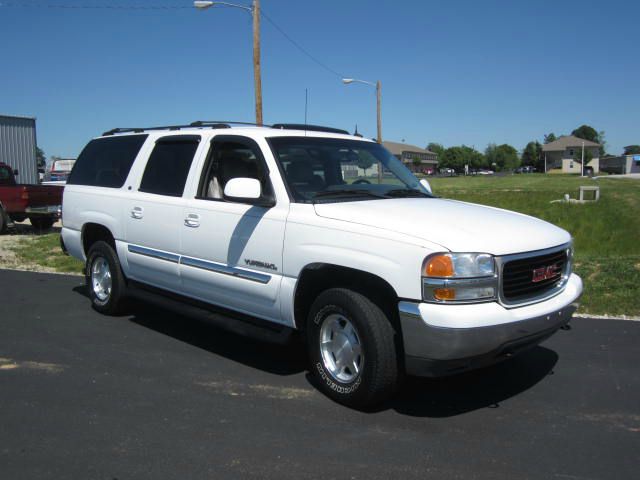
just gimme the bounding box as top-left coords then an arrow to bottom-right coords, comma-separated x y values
312,189 -> 387,202
386,188 -> 432,198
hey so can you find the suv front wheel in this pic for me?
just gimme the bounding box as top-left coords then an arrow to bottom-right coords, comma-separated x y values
85,241 -> 127,315
306,288 -> 399,408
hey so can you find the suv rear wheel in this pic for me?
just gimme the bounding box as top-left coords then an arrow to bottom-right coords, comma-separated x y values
86,241 -> 127,315
306,288 -> 399,408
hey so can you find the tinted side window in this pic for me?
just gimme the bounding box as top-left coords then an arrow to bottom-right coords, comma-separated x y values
139,136 -> 200,197
197,137 -> 273,203
67,135 -> 148,188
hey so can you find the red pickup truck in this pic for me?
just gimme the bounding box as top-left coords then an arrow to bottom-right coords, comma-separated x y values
0,162 -> 64,233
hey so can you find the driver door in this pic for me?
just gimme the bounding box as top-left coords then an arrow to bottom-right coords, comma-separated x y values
179,136 -> 288,323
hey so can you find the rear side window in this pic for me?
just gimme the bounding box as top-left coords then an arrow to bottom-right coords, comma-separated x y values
67,135 -> 148,188
139,135 -> 200,197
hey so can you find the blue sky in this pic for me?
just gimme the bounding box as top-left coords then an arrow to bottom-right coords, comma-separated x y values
1,0 -> 638,158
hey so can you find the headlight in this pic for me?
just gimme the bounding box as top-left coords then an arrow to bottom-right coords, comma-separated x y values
422,253 -> 498,303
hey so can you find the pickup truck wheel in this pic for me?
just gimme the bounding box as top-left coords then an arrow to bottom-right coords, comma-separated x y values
29,216 -> 55,232
86,241 -> 126,315
307,288 -> 399,408
0,207 -> 6,234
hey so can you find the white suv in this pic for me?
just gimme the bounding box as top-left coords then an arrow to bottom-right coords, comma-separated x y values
62,122 -> 583,408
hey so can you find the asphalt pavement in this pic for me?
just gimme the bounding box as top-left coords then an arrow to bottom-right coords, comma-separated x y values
0,269 -> 638,479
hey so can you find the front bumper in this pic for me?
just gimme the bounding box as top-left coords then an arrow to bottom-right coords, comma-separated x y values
400,273 -> 583,377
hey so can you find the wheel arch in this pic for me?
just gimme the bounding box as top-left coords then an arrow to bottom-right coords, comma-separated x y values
293,263 -> 401,332
82,222 -> 116,255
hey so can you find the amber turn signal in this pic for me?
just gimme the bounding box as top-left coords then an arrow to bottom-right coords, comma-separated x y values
433,288 -> 456,301
424,254 -> 454,277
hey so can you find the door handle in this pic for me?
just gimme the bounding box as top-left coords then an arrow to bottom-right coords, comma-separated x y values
184,213 -> 200,228
130,206 -> 144,219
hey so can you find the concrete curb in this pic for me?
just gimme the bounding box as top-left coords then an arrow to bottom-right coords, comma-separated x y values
574,313 -> 640,322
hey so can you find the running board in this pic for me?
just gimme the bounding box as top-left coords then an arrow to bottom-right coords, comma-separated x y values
127,281 -> 294,345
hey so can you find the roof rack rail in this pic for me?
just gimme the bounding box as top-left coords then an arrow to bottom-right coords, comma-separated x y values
190,120 -> 263,128
102,121 -> 351,137
271,123 -> 350,135
102,123 -> 232,136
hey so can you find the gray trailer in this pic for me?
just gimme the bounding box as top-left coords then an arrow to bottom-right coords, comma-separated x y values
0,114 -> 39,185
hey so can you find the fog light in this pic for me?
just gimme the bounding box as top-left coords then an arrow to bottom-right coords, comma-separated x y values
453,287 -> 495,301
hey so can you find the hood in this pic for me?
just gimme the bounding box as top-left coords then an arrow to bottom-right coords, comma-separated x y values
313,198 -> 570,255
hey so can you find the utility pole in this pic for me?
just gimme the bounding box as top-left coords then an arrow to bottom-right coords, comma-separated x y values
252,0 -> 263,125
581,141 -> 585,176
376,80 -> 382,183
194,1 -> 263,125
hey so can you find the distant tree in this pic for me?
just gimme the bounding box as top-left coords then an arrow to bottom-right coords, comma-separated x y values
356,150 -> 375,176
35,147 -> 46,171
485,143 -> 519,171
440,146 -> 484,171
543,133 -> 557,144
426,142 -> 445,158
571,125 -> 598,143
624,145 -> 640,155
522,141 -> 543,170
412,154 -> 422,170
571,125 -> 606,155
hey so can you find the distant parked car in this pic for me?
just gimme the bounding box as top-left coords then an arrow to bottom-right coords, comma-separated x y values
439,167 -> 455,176
515,166 -> 536,174
42,158 -> 76,185
477,169 -> 494,175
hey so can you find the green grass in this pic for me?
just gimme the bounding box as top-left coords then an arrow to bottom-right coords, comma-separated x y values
426,174 -> 640,316
10,233 -> 83,274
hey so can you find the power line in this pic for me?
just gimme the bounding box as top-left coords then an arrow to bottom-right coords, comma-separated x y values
0,2 -> 191,9
1,1 -> 346,79
260,8 -> 343,79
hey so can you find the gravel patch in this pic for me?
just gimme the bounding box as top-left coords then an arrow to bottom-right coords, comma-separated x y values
0,220 -> 73,274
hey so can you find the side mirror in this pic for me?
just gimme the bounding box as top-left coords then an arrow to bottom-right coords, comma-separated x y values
13,169 -> 19,176
420,178 -> 432,194
224,177 -> 262,201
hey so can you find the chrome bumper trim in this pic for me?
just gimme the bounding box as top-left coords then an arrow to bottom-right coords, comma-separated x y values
398,297 -> 580,375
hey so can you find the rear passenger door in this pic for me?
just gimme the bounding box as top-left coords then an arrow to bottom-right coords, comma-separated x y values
123,135 -> 202,292
179,136 -> 288,322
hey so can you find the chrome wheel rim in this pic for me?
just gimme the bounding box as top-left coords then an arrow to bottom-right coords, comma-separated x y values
319,313 -> 363,383
91,256 -> 112,302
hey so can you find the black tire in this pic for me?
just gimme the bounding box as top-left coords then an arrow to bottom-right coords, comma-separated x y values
29,216 -> 55,232
306,288 -> 399,408
85,241 -> 127,315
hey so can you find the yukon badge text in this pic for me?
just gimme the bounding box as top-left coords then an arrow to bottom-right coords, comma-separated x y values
244,259 -> 278,271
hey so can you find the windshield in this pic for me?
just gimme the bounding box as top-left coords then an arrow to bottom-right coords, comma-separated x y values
268,137 -> 432,203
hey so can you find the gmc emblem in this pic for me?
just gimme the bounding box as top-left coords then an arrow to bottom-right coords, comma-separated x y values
532,264 -> 560,283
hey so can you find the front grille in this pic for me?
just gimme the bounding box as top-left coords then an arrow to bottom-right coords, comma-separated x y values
502,249 -> 568,303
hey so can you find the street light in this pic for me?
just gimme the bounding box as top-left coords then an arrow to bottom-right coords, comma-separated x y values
342,78 -> 382,145
343,77 -> 383,182
194,0 -> 263,125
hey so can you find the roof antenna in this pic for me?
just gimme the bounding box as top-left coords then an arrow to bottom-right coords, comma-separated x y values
354,124 -> 363,138
304,88 -> 308,136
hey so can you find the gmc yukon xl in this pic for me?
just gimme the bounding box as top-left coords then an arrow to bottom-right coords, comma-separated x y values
62,122 -> 583,407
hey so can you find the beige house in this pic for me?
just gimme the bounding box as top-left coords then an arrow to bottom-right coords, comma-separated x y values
382,141 -> 438,173
542,135 -> 600,174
